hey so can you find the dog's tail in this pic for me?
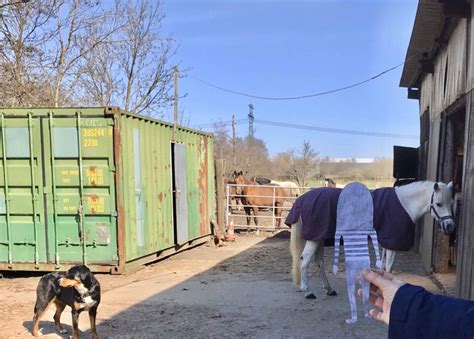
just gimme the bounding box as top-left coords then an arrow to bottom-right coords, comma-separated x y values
290,218 -> 305,286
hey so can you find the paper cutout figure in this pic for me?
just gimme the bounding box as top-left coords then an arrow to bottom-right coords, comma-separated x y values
332,182 -> 381,324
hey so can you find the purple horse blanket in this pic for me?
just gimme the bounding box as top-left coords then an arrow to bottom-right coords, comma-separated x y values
285,187 -> 415,251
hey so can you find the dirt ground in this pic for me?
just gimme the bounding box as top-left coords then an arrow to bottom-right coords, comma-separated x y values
0,232 -> 440,338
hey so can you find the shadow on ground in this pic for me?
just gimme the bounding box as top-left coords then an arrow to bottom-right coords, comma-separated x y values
92,232 -> 392,338
3,231 -> 438,338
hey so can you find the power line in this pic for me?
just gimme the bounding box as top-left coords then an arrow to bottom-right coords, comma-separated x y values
195,119 -> 247,128
196,117 -> 418,140
189,53 -> 420,101
254,119 -> 418,139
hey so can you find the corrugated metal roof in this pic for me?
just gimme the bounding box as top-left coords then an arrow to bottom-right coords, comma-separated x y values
400,0 -> 445,88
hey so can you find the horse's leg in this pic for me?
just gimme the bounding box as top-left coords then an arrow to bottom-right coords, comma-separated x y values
252,206 -> 260,235
275,204 -> 282,230
314,244 -> 337,296
344,260 -> 358,324
244,206 -> 251,232
381,248 -> 387,270
300,240 -> 319,299
385,249 -> 396,273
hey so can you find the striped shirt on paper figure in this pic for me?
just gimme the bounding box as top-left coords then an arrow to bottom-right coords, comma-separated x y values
332,182 -> 381,324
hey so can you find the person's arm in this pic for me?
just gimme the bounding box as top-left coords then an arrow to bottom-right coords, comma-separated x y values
389,284 -> 474,339
360,269 -> 474,339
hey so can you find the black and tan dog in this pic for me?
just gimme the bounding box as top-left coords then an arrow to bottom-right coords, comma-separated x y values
32,264 -> 100,338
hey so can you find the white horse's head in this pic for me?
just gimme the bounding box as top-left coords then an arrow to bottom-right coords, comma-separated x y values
430,181 -> 456,235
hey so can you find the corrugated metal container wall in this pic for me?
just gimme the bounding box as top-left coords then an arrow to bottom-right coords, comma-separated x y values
0,108 -> 215,273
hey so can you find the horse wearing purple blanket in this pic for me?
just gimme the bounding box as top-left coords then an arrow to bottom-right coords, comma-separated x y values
287,181 -> 456,299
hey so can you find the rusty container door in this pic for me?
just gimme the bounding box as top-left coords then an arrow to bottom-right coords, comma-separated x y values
109,111 -> 215,266
119,114 -> 175,262
183,134 -> 213,239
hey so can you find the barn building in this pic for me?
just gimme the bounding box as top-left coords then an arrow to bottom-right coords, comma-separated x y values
400,0 -> 473,299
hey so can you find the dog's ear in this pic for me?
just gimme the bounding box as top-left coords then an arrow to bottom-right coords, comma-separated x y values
81,273 -> 92,287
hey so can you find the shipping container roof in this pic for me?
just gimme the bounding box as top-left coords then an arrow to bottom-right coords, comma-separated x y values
0,106 -> 213,137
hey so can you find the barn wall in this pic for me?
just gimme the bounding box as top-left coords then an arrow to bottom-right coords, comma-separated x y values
420,74 -> 433,115
469,0 -> 474,91
426,19 -> 468,118
445,19 -> 468,106
432,48 -> 448,117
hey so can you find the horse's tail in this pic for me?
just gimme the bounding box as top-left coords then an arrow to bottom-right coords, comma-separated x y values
290,217 -> 305,286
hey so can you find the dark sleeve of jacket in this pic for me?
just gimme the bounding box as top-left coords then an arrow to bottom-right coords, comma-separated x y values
389,284 -> 474,339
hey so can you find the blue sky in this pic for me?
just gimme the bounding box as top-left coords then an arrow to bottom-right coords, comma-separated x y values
161,0 -> 419,158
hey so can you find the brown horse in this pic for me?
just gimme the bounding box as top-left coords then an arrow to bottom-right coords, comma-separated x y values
233,171 -> 285,232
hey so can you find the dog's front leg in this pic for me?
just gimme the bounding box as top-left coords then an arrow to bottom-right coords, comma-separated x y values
71,310 -> 80,339
89,306 -> 99,339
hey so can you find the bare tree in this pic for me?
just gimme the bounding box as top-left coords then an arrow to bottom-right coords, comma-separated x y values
211,123 -> 273,178
275,141 -> 319,186
0,0 -> 54,106
45,0 -> 121,106
0,0 -> 176,114
0,0 -> 121,107
80,0 -> 176,116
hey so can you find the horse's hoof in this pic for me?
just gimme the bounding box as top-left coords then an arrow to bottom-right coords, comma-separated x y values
304,292 -> 316,299
327,290 -> 337,296
345,317 -> 357,324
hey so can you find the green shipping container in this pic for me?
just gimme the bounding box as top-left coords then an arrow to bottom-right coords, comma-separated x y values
0,107 -> 215,273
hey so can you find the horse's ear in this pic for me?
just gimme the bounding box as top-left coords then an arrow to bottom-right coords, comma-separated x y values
238,170 -> 243,176
434,182 -> 440,192
447,181 -> 454,191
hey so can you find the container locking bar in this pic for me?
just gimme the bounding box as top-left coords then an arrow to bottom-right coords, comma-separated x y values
28,113 -> 39,266
0,114 -> 12,265
48,112 -> 60,267
76,111 -> 87,264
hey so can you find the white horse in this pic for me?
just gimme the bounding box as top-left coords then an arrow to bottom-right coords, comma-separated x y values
271,180 -> 301,197
289,181 -> 455,298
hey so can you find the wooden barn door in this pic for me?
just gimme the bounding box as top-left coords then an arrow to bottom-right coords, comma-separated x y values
456,91 -> 474,299
420,112 -> 441,272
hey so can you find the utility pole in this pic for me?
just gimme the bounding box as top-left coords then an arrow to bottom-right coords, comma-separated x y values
173,65 -> 178,141
232,113 -> 236,168
248,103 -> 254,138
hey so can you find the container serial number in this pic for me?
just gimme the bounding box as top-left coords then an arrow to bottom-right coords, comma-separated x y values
84,139 -> 98,147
